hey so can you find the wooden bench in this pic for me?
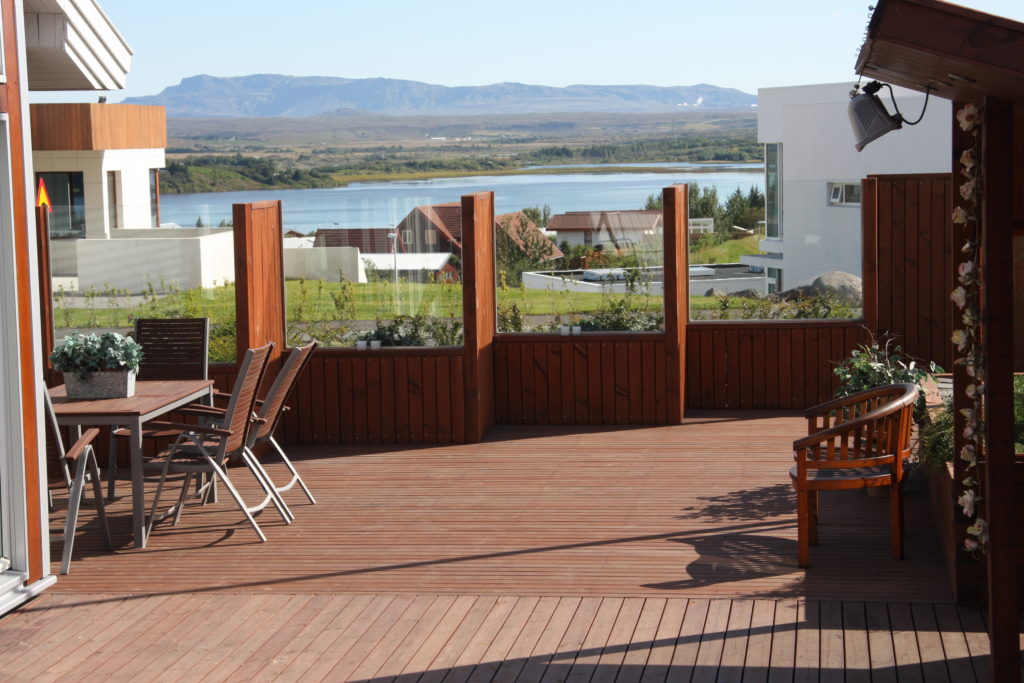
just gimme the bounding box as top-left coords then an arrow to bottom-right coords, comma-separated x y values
790,383 -> 918,567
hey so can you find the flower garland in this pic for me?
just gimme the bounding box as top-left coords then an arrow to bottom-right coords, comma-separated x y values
951,102 -> 987,554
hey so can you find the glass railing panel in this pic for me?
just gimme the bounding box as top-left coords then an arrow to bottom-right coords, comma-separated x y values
688,178 -> 861,321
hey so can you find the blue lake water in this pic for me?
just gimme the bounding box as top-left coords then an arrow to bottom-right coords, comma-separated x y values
159,163 -> 764,232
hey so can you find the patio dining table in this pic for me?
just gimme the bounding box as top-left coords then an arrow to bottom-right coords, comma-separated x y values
48,379 -> 214,549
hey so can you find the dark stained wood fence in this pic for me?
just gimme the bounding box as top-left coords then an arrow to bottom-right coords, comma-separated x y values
494,336 -> 670,425
211,349 -> 466,445
863,174 -> 954,370
685,322 -> 868,410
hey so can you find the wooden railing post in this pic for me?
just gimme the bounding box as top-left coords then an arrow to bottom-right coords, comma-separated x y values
461,192 -> 496,442
233,200 -> 286,365
35,206 -> 54,372
663,184 -> 688,422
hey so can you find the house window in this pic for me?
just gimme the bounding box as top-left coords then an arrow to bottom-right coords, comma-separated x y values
767,267 -> 783,294
765,143 -> 782,238
827,182 -> 862,206
107,171 -> 120,230
149,169 -> 160,227
37,172 -> 85,238
424,230 -> 437,246
401,229 -> 413,246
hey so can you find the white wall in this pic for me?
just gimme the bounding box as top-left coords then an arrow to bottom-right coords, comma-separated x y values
33,147 -> 163,238
284,246 -> 367,283
75,229 -> 233,292
753,83 -> 951,289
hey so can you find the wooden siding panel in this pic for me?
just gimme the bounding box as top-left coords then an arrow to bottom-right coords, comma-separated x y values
548,342 -> 563,426
408,357 -> 424,443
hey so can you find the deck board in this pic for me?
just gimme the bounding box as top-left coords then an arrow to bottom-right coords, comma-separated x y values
0,416 -> 1005,680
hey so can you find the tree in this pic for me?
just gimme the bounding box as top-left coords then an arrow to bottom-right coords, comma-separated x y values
643,193 -> 663,211
195,216 -> 205,228
522,204 -> 552,228
495,217 -> 551,286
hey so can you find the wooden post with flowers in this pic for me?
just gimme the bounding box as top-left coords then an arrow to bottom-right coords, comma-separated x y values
949,101 -> 985,603
951,97 -> 1020,678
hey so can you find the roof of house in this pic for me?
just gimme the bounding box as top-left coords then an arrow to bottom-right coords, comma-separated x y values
312,228 -> 405,252
396,203 -> 564,260
548,210 -> 663,233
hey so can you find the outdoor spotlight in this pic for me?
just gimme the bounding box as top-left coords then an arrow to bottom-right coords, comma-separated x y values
848,81 -> 903,152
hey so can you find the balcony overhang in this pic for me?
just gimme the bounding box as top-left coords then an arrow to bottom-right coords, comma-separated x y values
24,0 -> 132,91
30,103 -> 166,150
855,0 -> 1024,103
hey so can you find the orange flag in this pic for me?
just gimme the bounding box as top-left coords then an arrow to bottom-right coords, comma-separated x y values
36,177 -> 52,212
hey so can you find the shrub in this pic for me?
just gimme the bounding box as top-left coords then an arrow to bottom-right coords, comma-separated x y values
50,332 -> 143,379
833,335 -> 941,424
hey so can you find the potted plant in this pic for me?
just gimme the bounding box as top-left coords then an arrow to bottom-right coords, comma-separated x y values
50,332 -> 143,399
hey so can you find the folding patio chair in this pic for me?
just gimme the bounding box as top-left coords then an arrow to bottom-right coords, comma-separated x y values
44,391 -> 112,574
181,342 -> 319,522
142,342 -> 289,542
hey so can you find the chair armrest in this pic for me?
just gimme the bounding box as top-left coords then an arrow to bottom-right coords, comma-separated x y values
64,428 -> 101,462
142,421 -> 232,438
176,404 -> 227,417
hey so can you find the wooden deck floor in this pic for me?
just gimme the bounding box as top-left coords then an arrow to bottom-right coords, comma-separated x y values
0,593 -> 993,682
0,412 -> 1006,680
48,413 -> 950,600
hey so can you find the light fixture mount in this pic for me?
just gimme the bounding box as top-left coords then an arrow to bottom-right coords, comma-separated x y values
848,80 -> 904,152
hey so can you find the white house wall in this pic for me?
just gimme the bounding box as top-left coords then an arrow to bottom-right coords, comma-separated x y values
34,147 -> 163,237
284,246 -> 367,283
76,229 -> 233,292
755,83 -> 951,289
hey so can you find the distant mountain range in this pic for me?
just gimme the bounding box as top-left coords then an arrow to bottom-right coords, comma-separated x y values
122,74 -> 757,118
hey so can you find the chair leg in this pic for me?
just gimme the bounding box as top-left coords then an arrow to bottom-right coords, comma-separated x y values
106,432 -> 119,500
270,436 -> 316,505
60,455 -> 89,574
243,448 -> 293,523
86,450 -> 112,551
202,457 -> 267,543
173,474 -> 193,526
146,460 -> 173,537
796,488 -> 810,568
890,482 -> 904,560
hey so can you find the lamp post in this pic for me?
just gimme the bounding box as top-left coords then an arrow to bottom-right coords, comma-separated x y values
387,231 -> 399,312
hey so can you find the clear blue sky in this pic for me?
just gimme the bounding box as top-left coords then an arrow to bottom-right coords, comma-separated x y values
32,0 -> 1024,102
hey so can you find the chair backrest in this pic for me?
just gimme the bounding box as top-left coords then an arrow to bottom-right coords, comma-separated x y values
218,342 -> 274,457
250,341 -> 318,444
134,318 -> 209,381
798,383 -> 917,468
42,390 -> 72,487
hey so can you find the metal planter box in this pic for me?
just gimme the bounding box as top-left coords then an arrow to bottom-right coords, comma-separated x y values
62,371 -> 136,399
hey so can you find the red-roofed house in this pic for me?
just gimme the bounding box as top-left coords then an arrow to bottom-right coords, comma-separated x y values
548,210 -> 663,251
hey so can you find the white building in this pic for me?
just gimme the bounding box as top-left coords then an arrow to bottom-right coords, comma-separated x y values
743,83 -> 951,292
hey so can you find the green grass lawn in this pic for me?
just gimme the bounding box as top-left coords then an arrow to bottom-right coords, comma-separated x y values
690,235 -> 761,265
52,279 -> 659,330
